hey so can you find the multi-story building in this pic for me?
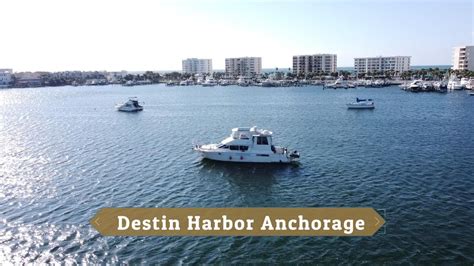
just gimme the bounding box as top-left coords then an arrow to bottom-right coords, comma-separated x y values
354,56 -> 410,74
14,72 -> 43,87
225,57 -> 262,76
182,58 -> 212,74
292,54 -> 337,75
0,69 -> 13,87
452,46 -> 474,71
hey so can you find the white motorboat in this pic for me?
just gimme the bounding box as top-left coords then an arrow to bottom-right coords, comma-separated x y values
202,77 -> 217,87
237,76 -> 252,87
116,97 -> 143,112
346,98 -> 375,109
466,78 -> 474,90
460,78 -> 469,89
448,80 -> 463,90
179,79 -> 194,86
194,126 -> 300,164
261,79 -> 278,87
325,78 -> 347,89
433,81 -> 447,89
219,79 -> 232,86
447,76 -> 463,90
408,80 -> 423,91
196,76 -> 204,85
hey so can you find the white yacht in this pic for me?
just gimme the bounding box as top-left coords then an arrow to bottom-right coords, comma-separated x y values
325,78 -> 346,89
194,127 -> 300,164
202,77 -> 217,87
237,76 -> 251,87
116,97 -> 143,112
196,76 -> 204,85
448,80 -> 462,90
219,79 -> 232,86
447,76 -> 463,90
347,98 -> 375,109
179,79 -> 194,86
465,78 -> 474,90
408,80 -> 423,91
261,79 -> 278,87
433,81 -> 447,89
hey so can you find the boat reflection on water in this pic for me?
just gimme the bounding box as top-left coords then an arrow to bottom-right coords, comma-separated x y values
197,159 -> 301,201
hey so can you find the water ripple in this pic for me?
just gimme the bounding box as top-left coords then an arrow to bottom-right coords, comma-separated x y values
0,85 -> 473,263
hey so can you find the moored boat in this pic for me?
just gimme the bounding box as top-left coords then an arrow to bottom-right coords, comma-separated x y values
202,77 -> 217,87
116,97 -> 144,112
194,126 -> 300,163
346,98 -> 375,109
408,80 -> 423,92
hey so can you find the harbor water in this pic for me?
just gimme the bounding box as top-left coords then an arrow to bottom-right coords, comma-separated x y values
0,85 -> 473,263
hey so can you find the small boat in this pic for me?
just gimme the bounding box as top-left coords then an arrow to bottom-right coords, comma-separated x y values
408,80 -> 423,92
219,79 -> 232,86
116,97 -> 143,112
261,79 -> 279,87
447,78 -> 463,90
465,78 -> 474,90
202,77 -> 217,87
325,78 -> 347,89
194,126 -> 300,163
347,98 -> 375,109
433,81 -> 447,89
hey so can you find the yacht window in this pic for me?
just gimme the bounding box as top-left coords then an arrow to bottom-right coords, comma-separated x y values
239,134 -> 249,139
239,146 -> 249,151
257,136 -> 269,145
229,145 -> 239,151
217,144 -> 228,149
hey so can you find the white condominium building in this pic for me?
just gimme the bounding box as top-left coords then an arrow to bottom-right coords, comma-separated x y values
182,58 -> 213,74
0,69 -> 13,87
452,46 -> 474,71
225,57 -> 262,76
292,54 -> 337,74
354,56 -> 410,74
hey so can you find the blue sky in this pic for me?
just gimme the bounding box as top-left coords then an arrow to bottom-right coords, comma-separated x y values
0,0 -> 472,71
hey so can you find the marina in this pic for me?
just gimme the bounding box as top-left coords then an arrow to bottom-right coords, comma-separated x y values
1,0 -> 473,263
0,84 -> 473,263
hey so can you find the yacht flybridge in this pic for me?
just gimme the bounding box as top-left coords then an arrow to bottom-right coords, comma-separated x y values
194,127 -> 300,163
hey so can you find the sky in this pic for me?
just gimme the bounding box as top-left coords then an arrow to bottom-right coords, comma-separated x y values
0,0 -> 472,72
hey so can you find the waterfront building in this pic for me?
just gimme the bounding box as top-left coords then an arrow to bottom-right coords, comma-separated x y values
182,58 -> 213,74
14,72 -> 43,87
354,56 -> 410,74
0,69 -> 13,87
452,45 -> 474,71
225,57 -> 262,76
292,54 -> 337,75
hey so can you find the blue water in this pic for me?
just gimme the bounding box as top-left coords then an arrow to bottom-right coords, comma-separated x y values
0,85 -> 473,263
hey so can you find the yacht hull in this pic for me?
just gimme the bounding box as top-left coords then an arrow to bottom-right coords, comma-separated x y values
117,107 -> 143,112
195,149 -> 296,164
